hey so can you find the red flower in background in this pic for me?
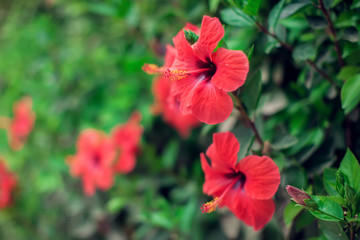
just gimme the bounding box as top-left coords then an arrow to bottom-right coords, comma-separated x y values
200,132 -> 280,231
168,16 -> 249,125
143,24 -> 201,138
111,111 -> 143,173
0,159 -> 17,208
8,97 -> 35,151
67,129 -> 116,196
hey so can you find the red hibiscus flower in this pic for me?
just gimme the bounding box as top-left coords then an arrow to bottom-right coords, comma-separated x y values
167,16 -> 249,125
200,132 -> 280,231
8,97 -> 35,151
67,129 -> 116,196
111,111 -> 143,173
143,25 -> 201,138
0,159 -> 17,208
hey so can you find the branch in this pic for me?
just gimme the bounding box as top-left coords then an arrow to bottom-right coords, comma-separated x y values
318,0 -> 345,67
231,92 -> 264,147
255,22 -> 340,89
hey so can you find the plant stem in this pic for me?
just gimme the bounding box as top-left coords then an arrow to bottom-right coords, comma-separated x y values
349,222 -> 354,240
255,22 -> 340,89
318,0 -> 345,67
255,22 -> 293,51
231,92 -> 264,147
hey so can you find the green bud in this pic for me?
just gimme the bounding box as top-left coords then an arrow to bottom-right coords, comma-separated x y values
184,30 -> 199,45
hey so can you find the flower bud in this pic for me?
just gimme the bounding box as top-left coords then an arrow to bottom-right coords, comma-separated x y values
286,185 -> 311,206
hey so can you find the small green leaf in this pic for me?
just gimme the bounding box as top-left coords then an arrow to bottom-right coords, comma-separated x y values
242,0 -> 263,16
337,66 -> 360,81
271,135 -> 298,150
284,201 -> 303,227
341,74 -> 360,114
280,0 -> 311,19
241,70 -> 262,112
209,0 -> 221,13
292,43 -> 316,61
342,27 -> 359,43
183,30 -> 199,45
162,140 -> 179,169
311,196 -> 344,220
245,44 -> 254,61
268,0 -> 286,33
323,168 -> 338,196
318,221 -> 349,240
233,125 -> 255,160
282,165 -> 307,189
339,149 -> 360,193
106,197 -> 126,214
220,8 -> 255,28
306,16 -> 327,30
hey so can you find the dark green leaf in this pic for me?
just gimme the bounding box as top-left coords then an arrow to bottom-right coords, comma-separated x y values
339,149 -> 360,193
220,8 -> 255,28
271,135 -> 298,150
161,140 -> 179,169
241,70 -> 262,112
233,125 -> 255,160
268,0 -> 286,33
284,201 -> 303,227
337,66 -> 360,81
292,43 -> 316,61
323,168 -> 338,196
306,16 -> 327,30
282,165 -> 307,189
280,0 -> 311,20
295,211 -> 316,232
312,196 -> 344,220
318,221 -> 348,240
245,44 -> 254,61
242,0 -> 263,16
209,0 -> 221,13
342,27 -> 359,43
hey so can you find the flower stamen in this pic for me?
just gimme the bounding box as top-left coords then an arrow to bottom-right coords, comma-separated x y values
142,64 -> 164,75
164,69 -> 191,81
201,197 -> 222,213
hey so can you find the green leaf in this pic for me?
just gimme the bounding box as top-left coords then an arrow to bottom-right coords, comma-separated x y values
244,44 -> 254,61
242,0 -> 262,16
179,197 -> 197,233
311,196 -> 344,221
342,27 -> 359,43
183,30 -> 199,45
341,74 -> 360,114
161,140 -> 179,169
106,197 -> 126,214
292,43 -> 316,61
280,0 -> 311,20
268,0 -> 286,33
318,221 -> 349,240
295,211 -> 316,232
220,8 -> 255,28
282,165 -> 307,189
209,0 -> 221,13
323,168 -> 338,196
271,134 -> 298,150
241,70 -> 262,112
337,66 -> 360,81
233,124 -> 255,160
284,201 -> 303,227
339,149 -> 360,193
306,16 -> 327,30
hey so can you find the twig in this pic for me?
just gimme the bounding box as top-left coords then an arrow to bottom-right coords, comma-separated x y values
255,22 -> 293,51
255,22 -> 340,89
318,0 -> 345,67
231,92 -> 264,147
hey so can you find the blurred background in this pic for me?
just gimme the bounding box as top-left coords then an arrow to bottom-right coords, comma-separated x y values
0,0 -> 359,239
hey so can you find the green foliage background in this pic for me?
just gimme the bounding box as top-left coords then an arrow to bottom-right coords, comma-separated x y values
0,0 -> 359,239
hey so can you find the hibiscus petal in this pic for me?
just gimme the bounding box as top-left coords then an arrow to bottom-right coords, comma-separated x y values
211,48 -> 249,92
190,82 -> 233,124
222,190 -> 275,231
192,16 -> 224,62
236,155 -> 280,200
200,153 -> 234,196
83,174 -> 96,196
114,151 -> 136,174
206,132 -> 239,172
96,168 -> 114,190
184,23 -> 200,34
171,30 -> 199,72
163,45 -> 177,68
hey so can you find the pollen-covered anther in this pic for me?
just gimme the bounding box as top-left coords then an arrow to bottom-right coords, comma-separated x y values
201,197 -> 222,213
142,64 -> 164,75
164,69 -> 191,81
